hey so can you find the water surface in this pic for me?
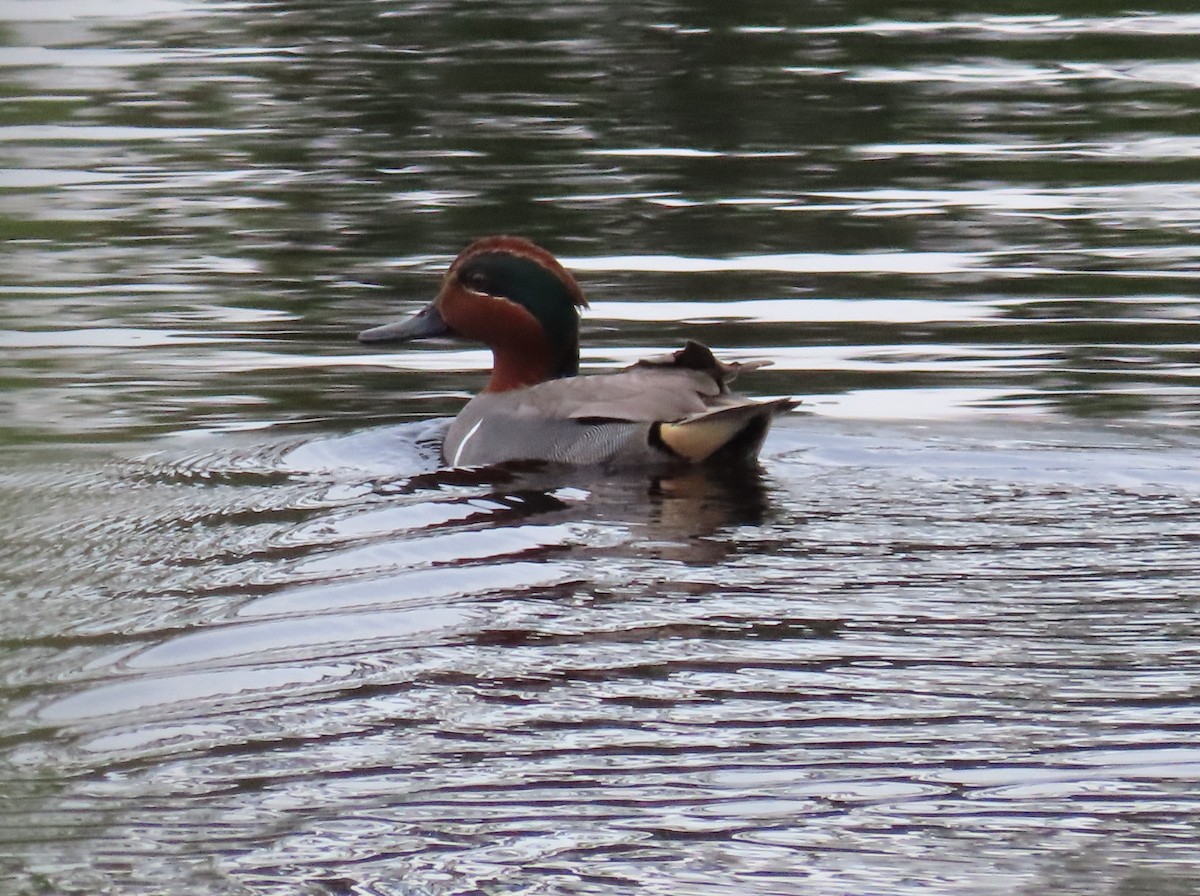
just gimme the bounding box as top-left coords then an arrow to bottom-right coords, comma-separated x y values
2,2 -> 1199,894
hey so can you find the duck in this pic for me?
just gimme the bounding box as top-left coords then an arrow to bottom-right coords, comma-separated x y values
358,236 -> 796,468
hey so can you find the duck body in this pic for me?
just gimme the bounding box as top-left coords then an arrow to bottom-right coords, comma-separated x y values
444,341 -> 789,467
359,236 -> 795,468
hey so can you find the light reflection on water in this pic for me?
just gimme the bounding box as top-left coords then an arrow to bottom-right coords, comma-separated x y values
4,418 -> 1200,895
3,1 -> 1200,894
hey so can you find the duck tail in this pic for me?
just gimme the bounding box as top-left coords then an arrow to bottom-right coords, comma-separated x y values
654,399 -> 798,463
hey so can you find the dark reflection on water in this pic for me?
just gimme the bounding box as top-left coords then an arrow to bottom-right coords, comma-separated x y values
3,1 -> 1200,441
3,1 -> 1200,894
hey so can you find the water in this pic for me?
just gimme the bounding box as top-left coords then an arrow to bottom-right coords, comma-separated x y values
2,2 -> 1200,894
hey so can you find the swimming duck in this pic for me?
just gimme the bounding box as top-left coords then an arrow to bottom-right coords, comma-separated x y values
358,236 -> 795,467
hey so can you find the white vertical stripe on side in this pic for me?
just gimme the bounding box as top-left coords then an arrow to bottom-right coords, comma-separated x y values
451,419 -> 484,467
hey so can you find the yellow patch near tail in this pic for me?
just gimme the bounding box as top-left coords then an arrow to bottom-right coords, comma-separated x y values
658,407 -> 762,462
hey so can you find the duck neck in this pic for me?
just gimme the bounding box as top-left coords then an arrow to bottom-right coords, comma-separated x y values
486,352 -> 551,392
485,339 -> 576,392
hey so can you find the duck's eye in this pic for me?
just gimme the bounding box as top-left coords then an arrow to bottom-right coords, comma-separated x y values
462,271 -> 491,293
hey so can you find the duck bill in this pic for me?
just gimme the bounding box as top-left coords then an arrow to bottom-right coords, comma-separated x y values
358,300 -> 450,344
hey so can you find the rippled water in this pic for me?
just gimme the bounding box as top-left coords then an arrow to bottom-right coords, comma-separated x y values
3,3 -> 1200,895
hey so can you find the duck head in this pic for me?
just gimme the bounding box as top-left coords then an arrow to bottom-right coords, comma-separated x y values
359,236 -> 588,392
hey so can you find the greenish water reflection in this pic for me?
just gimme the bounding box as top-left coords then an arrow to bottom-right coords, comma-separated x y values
2,1 -> 1199,445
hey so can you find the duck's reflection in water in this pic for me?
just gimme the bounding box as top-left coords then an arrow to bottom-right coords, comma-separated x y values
378,458 -> 778,571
